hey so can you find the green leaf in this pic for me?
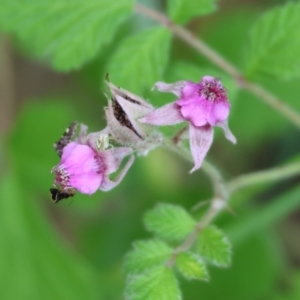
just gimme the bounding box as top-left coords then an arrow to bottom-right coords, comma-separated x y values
274,271 -> 300,300
167,0 -> 218,24
107,27 -> 171,94
244,2 -> 300,80
0,0 -> 134,71
176,252 -> 209,281
191,231 -> 281,300
125,266 -> 182,300
197,225 -> 231,267
0,172 -> 98,299
144,203 -> 196,242
8,100 -> 77,194
124,239 -> 173,274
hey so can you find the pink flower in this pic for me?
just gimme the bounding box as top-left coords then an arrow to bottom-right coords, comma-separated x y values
139,76 -> 236,172
51,125 -> 134,196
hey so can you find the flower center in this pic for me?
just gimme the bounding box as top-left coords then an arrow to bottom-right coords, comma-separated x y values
199,78 -> 226,102
52,164 -> 73,190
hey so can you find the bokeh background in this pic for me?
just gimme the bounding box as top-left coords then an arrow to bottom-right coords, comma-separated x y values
1,0 -> 300,299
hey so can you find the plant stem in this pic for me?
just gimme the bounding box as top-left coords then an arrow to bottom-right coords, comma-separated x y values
163,134 -> 300,266
135,4 -> 240,79
166,197 -> 225,267
163,137 -> 228,267
135,3 -> 300,129
228,161 -> 300,194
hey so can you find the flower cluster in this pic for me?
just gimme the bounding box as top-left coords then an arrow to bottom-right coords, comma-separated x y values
50,76 -> 235,201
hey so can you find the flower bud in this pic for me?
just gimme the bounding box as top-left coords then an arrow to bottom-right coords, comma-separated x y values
105,82 -> 162,155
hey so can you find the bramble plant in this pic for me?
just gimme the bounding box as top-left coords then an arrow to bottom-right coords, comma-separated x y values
1,0 -> 300,299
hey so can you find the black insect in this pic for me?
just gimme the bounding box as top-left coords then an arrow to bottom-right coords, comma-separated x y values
54,122 -> 78,157
50,122 -> 78,203
50,188 -> 75,203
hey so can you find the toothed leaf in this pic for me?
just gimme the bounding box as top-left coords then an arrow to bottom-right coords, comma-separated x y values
107,27 -> 171,94
0,0 -> 134,70
167,0 -> 218,24
197,226 -> 231,267
245,2 -> 300,79
124,239 -> 173,274
125,266 -> 181,300
176,252 -> 209,281
144,203 -> 196,242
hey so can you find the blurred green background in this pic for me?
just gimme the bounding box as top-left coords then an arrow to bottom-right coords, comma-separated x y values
1,0 -> 300,299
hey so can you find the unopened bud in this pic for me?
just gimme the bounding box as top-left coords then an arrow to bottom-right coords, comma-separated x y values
105,82 -> 162,154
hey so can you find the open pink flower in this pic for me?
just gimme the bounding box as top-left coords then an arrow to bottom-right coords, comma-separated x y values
51,125 -> 134,196
139,76 -> 236,172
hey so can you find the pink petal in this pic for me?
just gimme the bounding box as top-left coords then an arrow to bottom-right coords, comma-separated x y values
139,103 -> 184,125
61,142 -> 94,168
180,100 -> 213,127
70,172 -> 103,195
152,81 -> 186,97
202,76 -> 215,82
207,101 -> 230,126
189,124 -> 213,173
181,81 -> 199,98
216,120 -> 236,144
176,94 -> 205,106
60,142 -> 77,162
100,155 -> 134,191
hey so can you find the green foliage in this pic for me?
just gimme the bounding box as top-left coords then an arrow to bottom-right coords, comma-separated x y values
9,100 -> 77,193
0,0 -> 134,71
125,266 -> 182,300
227,184 -> 300,245
275,272 -> 300,300
183,230 -> 282,300
0,172 -> 98,299
176,252 -> 209,281
107,27 -> 171,94
144,203 -> 196,242
123,201 -> 233,295
0,1 -> 298,299
124,239 -> 173,274
197,225 -> 231,267
167,0 -> 218,24
244,2 -> 300,80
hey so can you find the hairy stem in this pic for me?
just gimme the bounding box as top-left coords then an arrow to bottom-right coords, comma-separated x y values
135,3 -> 300,129
163,134 -> 300,266
166,197 -> 225,267
163,137 -> 228,267
228,161 -> 300,194
135,4 -> 240,79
